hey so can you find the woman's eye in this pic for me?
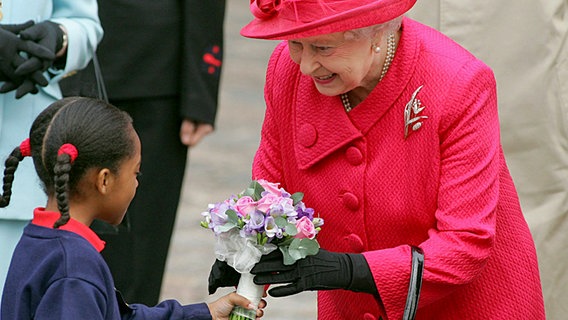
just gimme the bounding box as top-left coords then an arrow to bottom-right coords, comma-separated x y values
288,41 -> 303,51
314,46 -> 334,55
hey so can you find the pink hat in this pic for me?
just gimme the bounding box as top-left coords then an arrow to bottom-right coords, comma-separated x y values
241,0 -> 417,40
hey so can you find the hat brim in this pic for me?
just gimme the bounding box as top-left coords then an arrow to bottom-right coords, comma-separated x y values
241,0 -> 416,40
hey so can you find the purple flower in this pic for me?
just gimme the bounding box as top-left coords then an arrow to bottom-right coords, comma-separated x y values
209,202 -> 229,226
247,210 -> 266,231
297,206 -> 314,220
264,216 -> 282,239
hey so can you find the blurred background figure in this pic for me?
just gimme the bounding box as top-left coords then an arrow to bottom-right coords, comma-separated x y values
61,0 -> 227,306
408,1 -> 567,317
0,0 -> 102,303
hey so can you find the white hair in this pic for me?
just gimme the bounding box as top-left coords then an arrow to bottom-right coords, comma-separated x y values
344,15 -> 404,41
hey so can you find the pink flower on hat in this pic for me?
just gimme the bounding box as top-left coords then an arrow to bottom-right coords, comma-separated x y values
250,0 -> 281,19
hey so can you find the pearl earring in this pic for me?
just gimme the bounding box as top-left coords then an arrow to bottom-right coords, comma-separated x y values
373,44 -> 381,54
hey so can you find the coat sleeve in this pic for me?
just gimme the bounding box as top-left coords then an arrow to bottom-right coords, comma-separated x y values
48,0 -> 103,82
179,0 -> 226,125
126,301 -> 211,320
252,42 -> 288,184
35,278 -> 109,319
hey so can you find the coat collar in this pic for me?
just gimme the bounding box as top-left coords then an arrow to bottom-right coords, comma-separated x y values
32,207 -> 106,252
293,17 -> 419,169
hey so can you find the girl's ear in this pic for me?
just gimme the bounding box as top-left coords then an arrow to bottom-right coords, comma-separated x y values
95,168 -> 114,195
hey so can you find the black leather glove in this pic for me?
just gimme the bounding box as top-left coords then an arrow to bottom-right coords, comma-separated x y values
16,20 -> 63,76
0,21 -> 54,98
251,248 -> 378,297
0,21 -> 52,80
0,54 -> 47,98
208,259 -> 241,294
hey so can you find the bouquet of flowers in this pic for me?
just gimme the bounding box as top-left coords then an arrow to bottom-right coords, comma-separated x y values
200,179 -> 323,320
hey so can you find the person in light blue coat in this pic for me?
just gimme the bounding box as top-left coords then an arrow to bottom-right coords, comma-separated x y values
0,0 -> 103,302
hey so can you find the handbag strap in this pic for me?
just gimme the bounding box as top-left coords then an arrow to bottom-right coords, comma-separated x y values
402,246 -> 424,320
91,53 -> 108,103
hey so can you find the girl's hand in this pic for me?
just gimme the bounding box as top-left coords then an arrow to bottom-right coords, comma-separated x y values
207,292 -> 266,320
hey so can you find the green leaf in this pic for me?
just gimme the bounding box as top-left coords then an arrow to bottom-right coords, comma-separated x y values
244,180 -> 265,201
290,192 -> 304,205
280,246 -> 296,265
286,238 -> 320,263
285,224 -> 298,236
226,209 -> 239,224
200,221 -> 209,228
274,216 -> 287,228
274,217 -> 298,236
216,221 -> 237,232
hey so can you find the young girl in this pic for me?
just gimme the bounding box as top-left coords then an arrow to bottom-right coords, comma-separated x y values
0,97 -> 264,319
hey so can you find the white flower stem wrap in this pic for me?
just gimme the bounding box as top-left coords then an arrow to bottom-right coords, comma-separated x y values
215,230 -> 277,320
214,229 -> 277,273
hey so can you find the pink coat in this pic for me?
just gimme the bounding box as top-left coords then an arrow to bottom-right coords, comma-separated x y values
252,18 -> 545,320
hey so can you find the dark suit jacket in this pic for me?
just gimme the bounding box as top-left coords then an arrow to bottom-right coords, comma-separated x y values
62,0 -> 225,125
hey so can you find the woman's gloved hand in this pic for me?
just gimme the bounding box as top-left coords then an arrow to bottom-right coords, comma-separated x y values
208,259 -> 241,294
250,248 -> 378,297
16,20 -> 64,76
0,21 -> 53,81
0,21 -> 55,98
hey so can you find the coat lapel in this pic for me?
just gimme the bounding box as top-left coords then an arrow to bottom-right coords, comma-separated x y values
292,17 -> 419,170
293,77 -> 362,170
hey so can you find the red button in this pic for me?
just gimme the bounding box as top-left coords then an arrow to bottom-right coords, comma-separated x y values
346,146 -> 363,165
298,124 -> 317,147
342,192 -> 360,211
343,234 -> 365,253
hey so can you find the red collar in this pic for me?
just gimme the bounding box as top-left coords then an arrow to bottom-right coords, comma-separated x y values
31,207 -> 106,252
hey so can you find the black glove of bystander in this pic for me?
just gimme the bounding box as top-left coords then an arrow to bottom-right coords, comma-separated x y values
0,21 -> 56,98
251,248 -> 378,297
208,259 -> 241,294
0,21 -> 53,80
16,20 -> 64,76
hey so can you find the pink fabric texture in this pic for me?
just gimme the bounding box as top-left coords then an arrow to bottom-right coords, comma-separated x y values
252,18 -> 545,319
242,0 -> 417,40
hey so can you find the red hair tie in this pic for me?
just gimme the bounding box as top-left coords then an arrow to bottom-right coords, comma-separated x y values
19,138 -> 31,157
58,143 -> 79,163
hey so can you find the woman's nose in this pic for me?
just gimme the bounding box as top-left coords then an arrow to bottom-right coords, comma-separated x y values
299,50 -> 320,75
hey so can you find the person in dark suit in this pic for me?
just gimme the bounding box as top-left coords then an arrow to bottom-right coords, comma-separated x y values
61,0 -> 226,306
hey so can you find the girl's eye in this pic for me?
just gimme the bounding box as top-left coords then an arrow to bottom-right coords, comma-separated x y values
136,172 -> 143,178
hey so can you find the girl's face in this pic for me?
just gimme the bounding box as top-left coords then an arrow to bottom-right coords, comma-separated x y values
287,31 -> 381,96
101,127 -> 142,225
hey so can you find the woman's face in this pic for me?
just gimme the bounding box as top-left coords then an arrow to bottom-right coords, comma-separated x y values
287,31 -> 381,96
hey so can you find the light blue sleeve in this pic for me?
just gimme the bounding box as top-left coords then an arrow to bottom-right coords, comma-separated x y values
48,0 -> 103,82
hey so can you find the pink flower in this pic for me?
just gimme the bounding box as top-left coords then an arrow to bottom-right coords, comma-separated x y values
235,196 -> 257,216
250,0 -> 281,20
257,179 -> 283,196
295,216 -> 316,239
256,193 -> 281,213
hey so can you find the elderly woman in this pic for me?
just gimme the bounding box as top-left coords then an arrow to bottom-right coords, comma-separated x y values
209,0 -> 545,319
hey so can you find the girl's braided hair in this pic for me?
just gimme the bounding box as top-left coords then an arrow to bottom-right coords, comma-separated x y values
0,97 -> 135,228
